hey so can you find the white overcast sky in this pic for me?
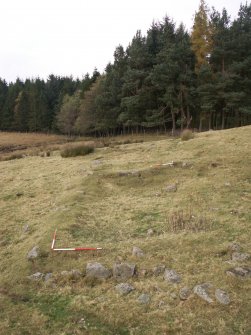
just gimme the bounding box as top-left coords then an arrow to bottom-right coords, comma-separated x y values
0,0 -> 243,82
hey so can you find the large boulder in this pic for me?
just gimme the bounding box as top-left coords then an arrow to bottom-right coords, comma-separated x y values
113,263 -> 136,281
86,262 -> 111,280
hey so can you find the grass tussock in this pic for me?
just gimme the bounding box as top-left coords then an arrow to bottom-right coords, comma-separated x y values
60,143 -> 94,158
168,209 -> 211,232
2,153 -> 24,161
181,129 -> 194,141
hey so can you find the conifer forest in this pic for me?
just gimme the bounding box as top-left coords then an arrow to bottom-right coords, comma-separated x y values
0,1 -> 250,136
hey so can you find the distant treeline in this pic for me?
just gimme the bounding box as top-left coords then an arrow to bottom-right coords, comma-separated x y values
0,1 -> 251,136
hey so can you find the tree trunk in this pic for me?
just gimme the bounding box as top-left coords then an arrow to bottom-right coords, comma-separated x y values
208,111 -> 212,130
221,109 -> 225,130
171,107 -> 176,136
199,114 -> 203,132
186,106 -> 192,128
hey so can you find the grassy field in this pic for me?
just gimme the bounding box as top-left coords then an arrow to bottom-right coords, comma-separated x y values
0,127 -> 250,334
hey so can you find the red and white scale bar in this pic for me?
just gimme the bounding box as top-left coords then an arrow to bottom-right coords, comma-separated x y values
51,229 -> 102,251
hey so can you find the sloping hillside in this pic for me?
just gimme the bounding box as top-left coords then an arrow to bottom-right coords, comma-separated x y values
0,127 -> 250,335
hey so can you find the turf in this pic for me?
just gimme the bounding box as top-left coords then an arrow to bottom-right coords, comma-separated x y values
0,127 -> 250,334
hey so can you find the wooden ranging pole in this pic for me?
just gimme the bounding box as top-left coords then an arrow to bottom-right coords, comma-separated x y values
51,229 -> 102,251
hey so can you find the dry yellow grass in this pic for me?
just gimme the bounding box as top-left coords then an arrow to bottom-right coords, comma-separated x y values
0,127 -> 250,334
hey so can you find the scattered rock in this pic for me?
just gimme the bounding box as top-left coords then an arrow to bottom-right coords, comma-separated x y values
231,252 -> 250,262
86,262 -> 111,280
226,267 -> 251,278
27,246 -> 40,260
138,293 -> 150,304
193,283 -> 214,303
179,287 -> 191,300
147,228 -> 154,237
153,265 -> 165,276
132,246 -> 144,257
215,289 -> 230,305
115,283 -> 134,295
113,263 -> 136,281
23,225 -> 30,233
224,182 -> 231,187
164,269 -> 181,283
165,184 -> 177,192
44,273 -> 53,282
28,272 -> 44,281
228,242 -> 241,252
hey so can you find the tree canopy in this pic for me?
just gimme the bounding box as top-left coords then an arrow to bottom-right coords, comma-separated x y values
0,1 -> 250,135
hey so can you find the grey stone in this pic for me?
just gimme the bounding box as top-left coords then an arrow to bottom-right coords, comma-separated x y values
115,283 -> 134,295
164,269 -> 181,283
113,263 -> 135,281
165,184 -> 177,192
226,267 -> 251,278
231,252 -> 250,262
153,265 -> 165,276
193,283 -> 214,303
132,246 -> 144,257
179,287 -> 191,300
147,228 -> 154,237
138,293 -> 150,304
86,262 -> 111,280
27,246 -> 40,260
44,273 -> 53,281
28,272 -> 44,281
215,289 -> 230,305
